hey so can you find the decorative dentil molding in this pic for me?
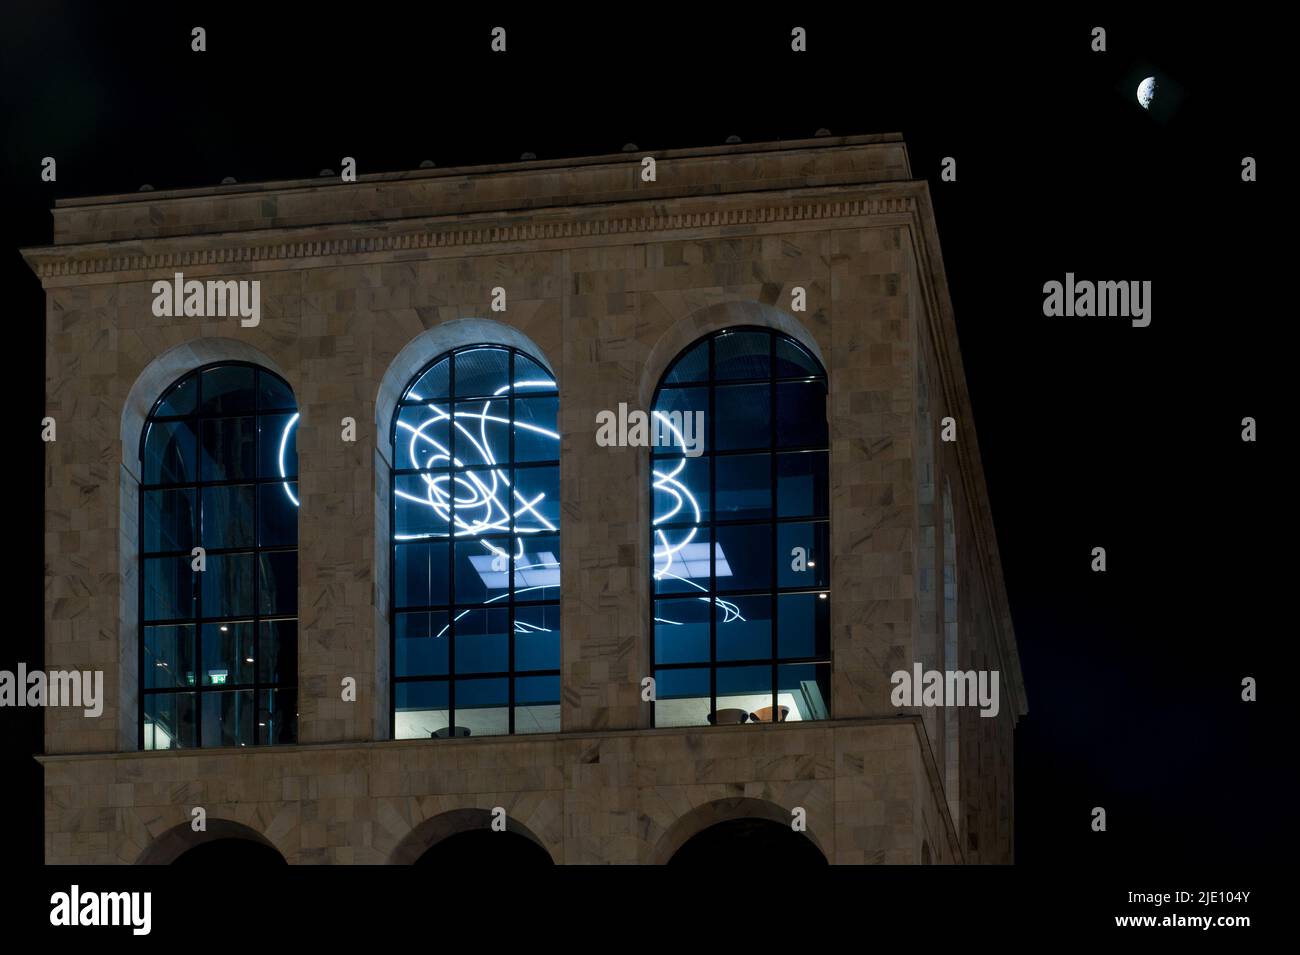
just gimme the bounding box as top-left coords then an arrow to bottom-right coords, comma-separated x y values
23,194 -> 916,281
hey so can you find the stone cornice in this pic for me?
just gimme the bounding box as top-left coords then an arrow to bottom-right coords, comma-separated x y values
21,186 -> 920,285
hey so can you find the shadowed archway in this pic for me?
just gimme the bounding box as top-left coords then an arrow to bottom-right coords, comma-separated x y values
173,838 -> 288,866
414,828 -> 553,866
136,818 -> 286,865
669,818 -> 828,866
652,796 -> 830,865
389,807 -> 556,865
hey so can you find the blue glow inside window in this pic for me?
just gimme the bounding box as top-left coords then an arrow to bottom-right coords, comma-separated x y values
392,346 -> 561,739
651,328 -> 831,729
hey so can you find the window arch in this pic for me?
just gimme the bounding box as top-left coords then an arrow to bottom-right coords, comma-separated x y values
139,362 -> 299,749
650,326 -> 830,728
389,344 -> 560,739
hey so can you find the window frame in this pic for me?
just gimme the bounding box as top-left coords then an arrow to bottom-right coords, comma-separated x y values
137,360 -> 299,750
649,326 -> 831,728
388,344 -> 561,739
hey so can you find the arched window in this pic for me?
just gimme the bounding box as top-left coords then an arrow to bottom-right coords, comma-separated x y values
390,345 -> 560,739
943,479 -> 960,826
650,327 -> 830,727
139,362 -> 299,749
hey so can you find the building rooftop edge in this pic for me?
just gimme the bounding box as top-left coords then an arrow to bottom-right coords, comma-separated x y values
54,133 -> 908,209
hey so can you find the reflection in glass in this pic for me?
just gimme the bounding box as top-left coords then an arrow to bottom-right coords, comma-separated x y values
140,363 -> 298,749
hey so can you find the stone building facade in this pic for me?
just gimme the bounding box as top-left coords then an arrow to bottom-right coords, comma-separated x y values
26,133 -> 1026,864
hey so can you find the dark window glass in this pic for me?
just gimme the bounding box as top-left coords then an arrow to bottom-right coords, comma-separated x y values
455,538 -> 509,605
259,372 -> 296,412
777,593 -> 831,659
394,541 -> 450,608
713,331 -> 771,380
202,690 -> 255,747
258,552 -> 297,615
650,328 -> 830,728
716,595 -> 773,662
406,357 -> 450,402
455,677 -> 509,738
392,345 -> 560,739
258,413 -> 299,479
453,347 -> 511,398
259,688 -> 298,744
654,598 -> 711,665
200,365 -> 256,415
201,417 -> 256,481
202,553 -> 255,618
774,338 -> 823,378
453,608 -> 510,674
395,611 -> 451,676
514,396 -> 560,463
258,483 -> 298,547
777,522 -> 830,588
143,557 -> 195,622
201,621 -> 255,686
144,692 -> 196,749
714,454 -> 771,521
512,353 -> 555,392
142,489 -> 196,553
143,420 -> 197,486
776,451 -> 829,518
776,380 -> 828,448
259,620 -> 297,684
139,363 -> 298,749
143,625 -> 195,689
663,340 -> 708,384
514,676 -> 560,734
713,384 -> 769,450
515,606 -> 560,670
201,485 -> 255,549
514,675 -> 559,705
715,523 -> 773,591
155,375 -> 198,417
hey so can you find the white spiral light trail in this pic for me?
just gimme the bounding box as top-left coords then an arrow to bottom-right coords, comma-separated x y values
395,372 -> 561,636
651,409 -> 745,625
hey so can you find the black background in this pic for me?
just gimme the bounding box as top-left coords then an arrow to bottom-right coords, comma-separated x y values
0,3 -> 1285,935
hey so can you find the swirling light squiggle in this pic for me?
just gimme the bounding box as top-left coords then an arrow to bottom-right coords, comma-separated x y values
395,376 -> 561,634
652,409 -> 744,625
278,413 -> 301,507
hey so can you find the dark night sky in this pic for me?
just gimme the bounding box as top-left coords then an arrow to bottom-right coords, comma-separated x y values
0,3 -> 1285,880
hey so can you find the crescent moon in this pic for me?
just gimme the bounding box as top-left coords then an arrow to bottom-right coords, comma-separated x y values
1137,76 -> 1157,110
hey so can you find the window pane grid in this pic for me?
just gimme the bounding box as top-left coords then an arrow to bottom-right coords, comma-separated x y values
392,346 -> 560,740
651,328 -> 830,729
139,363 -> 298,750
